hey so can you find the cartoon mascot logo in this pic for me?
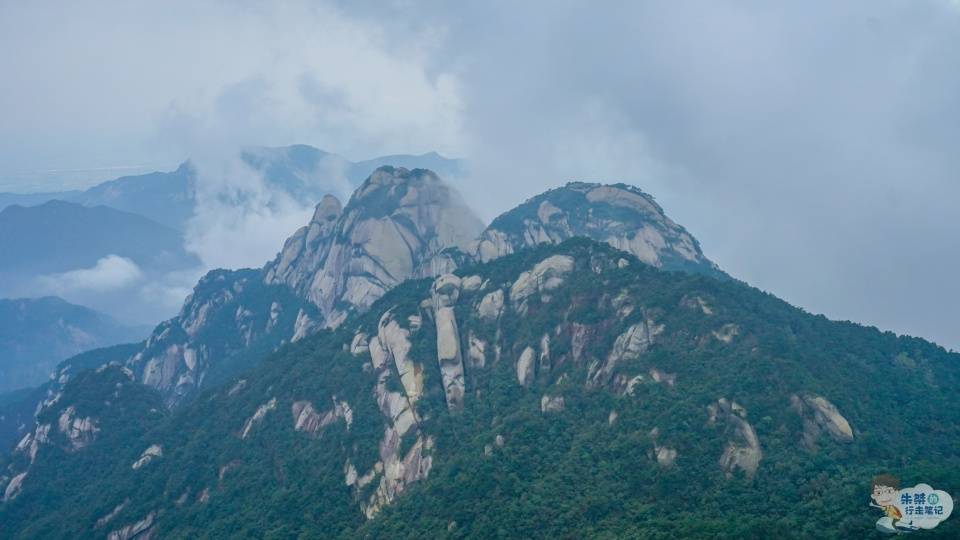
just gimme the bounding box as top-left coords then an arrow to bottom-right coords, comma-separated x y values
871,474 -> 953,534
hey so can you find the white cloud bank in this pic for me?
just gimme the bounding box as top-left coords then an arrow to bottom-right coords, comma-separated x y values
39,255 -> 144,294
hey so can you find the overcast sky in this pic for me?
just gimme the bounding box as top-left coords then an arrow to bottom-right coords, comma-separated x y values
1,0 -> 958,350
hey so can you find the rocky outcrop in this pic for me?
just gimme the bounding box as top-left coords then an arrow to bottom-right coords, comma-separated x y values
107,511 -> 155,540
431,274 -> 466,411
240,398 -> 277,440
94,499 -> 129,529
292,398 -> 353,436
540,395 -> 565,413
790,394 -> 854,448
363,432 -> 434,518
654,446 -> 678,468
477,289 -> 504,320
509,255 -> 575,314
709,398 -> 762,478
125,269 -> 319,407
476,182 -> 721,276
649,368 -> 676,387
264,167 -> 483,328
377,311 -> 423,402
57,405 -> 99,450
712,323 -> 739,344
14,423 -> 50,464
589,318 -> 663,387
3,471 -> 26,502
516,346 -> 536,386
131,444 -> 163,470
467,332 -> 486,369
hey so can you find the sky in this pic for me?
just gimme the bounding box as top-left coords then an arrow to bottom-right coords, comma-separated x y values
0,0 -> 958,350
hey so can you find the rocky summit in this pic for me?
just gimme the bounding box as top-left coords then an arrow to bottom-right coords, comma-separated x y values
2,169 -> 959,540
263,166 -> 484,328
474,182 -> 724,278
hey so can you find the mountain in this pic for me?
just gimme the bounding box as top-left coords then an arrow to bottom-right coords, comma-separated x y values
0,343 -> 142,451
0,146 -> 468,232
68,164 -> 195,231
0,200 -> 200,298
116,166 -> 483,407
2,239 -> 957,538
475,182 -> 724,278
0,297 -> 148,393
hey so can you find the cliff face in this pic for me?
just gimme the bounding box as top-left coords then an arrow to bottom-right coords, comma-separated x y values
113,167 -> 482,407
264,166 -> 484,328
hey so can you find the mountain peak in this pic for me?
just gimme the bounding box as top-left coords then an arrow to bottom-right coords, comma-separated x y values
267,166 -> 483,327
478,182 -> 722,277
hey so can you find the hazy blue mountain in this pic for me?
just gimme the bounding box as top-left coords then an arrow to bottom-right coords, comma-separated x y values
0,190 -> 83,212
0,200 -> 198,285
69,164 -> 195,231
0,146 -> 467,232
0,297 -> 148,393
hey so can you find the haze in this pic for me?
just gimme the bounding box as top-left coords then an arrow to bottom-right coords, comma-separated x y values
1,0 -> 957,350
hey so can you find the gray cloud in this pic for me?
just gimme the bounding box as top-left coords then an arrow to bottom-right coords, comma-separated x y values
1,1 -> 958,349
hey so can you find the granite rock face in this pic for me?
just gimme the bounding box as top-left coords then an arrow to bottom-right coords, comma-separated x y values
475,182 -> 722,277
790,394 -> 854,449
121,167 -> 480,408
709,398 -> 762,478
264,166 -> 484,328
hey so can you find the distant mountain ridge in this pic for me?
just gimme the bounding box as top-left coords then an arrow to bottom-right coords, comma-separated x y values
0,146 -> 467,231
0,297 -> 148,394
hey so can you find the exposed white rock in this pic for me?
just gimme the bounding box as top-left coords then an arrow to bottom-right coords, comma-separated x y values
510,255 -> 575,314
608,410 -> 619,425
790,394 -> 854,448
131,444 -> 163,470
624,374 -> 645,396
538,334 -> 551,373
15,423 -> 50,463
477,289 -> 505,321
476,183 -> 718,273
3,472 -> 26,502
368,335 -> 388,370
655,446 -> 678,468
461,275 -> 482,291
350,333 -> 370,356
374,371 -> 418,438
516,346 -> 536,386
108,511 -> 155,540
709,399 -> 762,478
292,309 -> 319,342
264,168 -> 483,329
292,398 -> 353,435
540,395 -> 565,413
227,379 -> 247,396
467,332 -> 486,369
712,323 -> 739,343
363,432 -> 434,519
649,368 -> 676,387
378,312 -> 423,403
57,405 -> 99,450
432,274 -> 466,411
240,398 -> 277,439
95,499 -> 129,529
589,318 -> 663,387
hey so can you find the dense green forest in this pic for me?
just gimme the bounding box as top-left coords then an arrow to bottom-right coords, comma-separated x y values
2,239 -> 958,539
